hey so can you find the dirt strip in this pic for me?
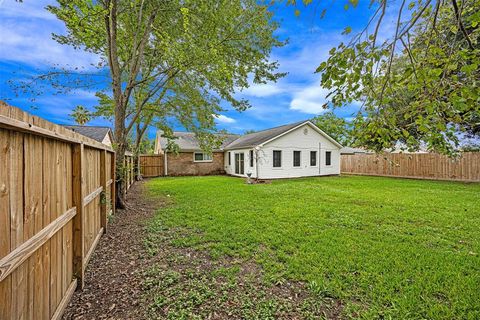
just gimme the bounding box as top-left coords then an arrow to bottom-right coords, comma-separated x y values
63,181 -> 158,320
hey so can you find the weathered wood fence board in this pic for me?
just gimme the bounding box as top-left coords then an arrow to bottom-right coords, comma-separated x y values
0,102 -> 116,320
341,152 -> 480,182
125,152 -> 135,189
139,155 -> 164,177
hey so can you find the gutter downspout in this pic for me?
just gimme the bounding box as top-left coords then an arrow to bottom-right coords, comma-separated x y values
319,142 -> 321,176
255,147 -> 260,180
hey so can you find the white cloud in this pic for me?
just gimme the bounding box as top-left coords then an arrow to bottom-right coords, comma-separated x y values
0,0 -> 101,70
214,114 -> 236,124
69,89 -> 99,100
240,83 -> 284,97
289,84 -> 330,114
272,32 -> 344,82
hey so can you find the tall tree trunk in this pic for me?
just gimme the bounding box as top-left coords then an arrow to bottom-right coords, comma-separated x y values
114,103 -> 128,209
105,0 -> 128,209
134,122 -> 143,181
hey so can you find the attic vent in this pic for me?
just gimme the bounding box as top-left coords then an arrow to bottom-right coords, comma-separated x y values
303,128 -> 308,135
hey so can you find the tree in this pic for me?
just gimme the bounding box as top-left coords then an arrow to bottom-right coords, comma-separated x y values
295,0 -> 480,154
311,111 -> 352,146
70,105 -> 91,125
47,0 -> 284,207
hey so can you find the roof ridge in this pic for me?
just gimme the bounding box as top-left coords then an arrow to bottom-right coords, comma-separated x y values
172,131 -> 240,136
64,125 -> 111,129
240,120 -> 309,137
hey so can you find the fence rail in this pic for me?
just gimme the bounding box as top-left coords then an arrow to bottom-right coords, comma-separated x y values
341,152 -> 480,182
0,102 -> 116,320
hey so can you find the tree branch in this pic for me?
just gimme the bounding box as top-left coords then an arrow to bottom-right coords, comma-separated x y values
451,0 -> 474,50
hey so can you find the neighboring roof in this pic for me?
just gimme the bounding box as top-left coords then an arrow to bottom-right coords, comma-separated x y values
64,125 -> 112,143
159,131 -> 240,152
340,147 -> 371,154
224,121 -> 307,150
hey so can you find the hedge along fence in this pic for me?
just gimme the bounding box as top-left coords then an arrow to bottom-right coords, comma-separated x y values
0,102 -> 115,320
341,152 -> 480,182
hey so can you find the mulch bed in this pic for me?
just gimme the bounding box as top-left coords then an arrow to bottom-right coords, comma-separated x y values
62,181 -> 159,320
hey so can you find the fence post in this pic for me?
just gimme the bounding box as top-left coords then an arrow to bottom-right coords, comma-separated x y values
72,143 -> 85,290
111,152 -> 116,215
100,150 -> 107,233
130,156 -> 133,187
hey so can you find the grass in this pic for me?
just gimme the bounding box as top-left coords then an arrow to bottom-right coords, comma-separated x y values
145,175 -> 480,319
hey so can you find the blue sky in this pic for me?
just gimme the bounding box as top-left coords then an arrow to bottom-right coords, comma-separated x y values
0,0 -> 396,138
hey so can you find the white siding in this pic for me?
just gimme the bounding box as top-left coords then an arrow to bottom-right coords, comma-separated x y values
255,123 -> 340,179
102,133 -> 113,147
224,148 -> 256,177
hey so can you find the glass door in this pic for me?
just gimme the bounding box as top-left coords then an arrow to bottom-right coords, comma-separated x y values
235,153 -> 245,175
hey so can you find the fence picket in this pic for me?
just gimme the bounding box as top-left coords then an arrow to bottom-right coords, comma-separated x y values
0,102 -> 118,319
341,153 -> 480,182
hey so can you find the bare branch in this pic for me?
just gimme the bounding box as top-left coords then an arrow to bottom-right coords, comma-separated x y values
400,37 -> 418,79
372,0 -> 387,48
380,0 -> 407,102
451,0 -> 474,50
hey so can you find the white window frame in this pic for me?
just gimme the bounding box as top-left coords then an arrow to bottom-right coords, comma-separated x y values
193,152 -> 213,163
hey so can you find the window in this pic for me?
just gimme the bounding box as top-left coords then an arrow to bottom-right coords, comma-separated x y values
273,150 -> 282,167
325,151 -> 331,166
293,151 -> 301,167
249,150 -> 254,167
228,152 -> 231,165
193,152 -> 213,162
310,151 -> 317,166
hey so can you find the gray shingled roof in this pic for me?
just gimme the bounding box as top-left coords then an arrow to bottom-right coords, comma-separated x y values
159,132 -> 240,152
224,121 -> 308,149
64,125 -> 112,143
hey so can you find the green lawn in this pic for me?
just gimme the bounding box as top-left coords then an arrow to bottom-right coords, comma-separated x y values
146,175 -> 480,319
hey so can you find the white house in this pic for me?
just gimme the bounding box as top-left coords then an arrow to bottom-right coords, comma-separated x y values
155,120 -> 342,179
223,120 -> 342,179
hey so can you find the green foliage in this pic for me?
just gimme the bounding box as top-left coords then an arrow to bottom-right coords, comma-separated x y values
138,137 -> 155,155
47,0 -> 285,154
313,0 -> 480,155
311,111 -> 352,145
70,105 -> 91,125
146,175 -> 480,319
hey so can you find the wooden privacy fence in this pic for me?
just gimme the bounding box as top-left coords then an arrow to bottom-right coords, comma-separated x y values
139,154 -> 164,177
0,102 -> 116,320
341,152 -> 480,182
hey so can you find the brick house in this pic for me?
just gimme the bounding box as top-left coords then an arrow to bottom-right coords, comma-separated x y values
154,131 -> 239,176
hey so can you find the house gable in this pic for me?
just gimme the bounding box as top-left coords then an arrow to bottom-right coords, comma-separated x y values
260,121 -> 342,149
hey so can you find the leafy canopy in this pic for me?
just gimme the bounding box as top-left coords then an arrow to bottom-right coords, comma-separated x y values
296,0 -> 480,154
70,105 -> 92,125
311,111 -> 352,146
46,0 -> 285,151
